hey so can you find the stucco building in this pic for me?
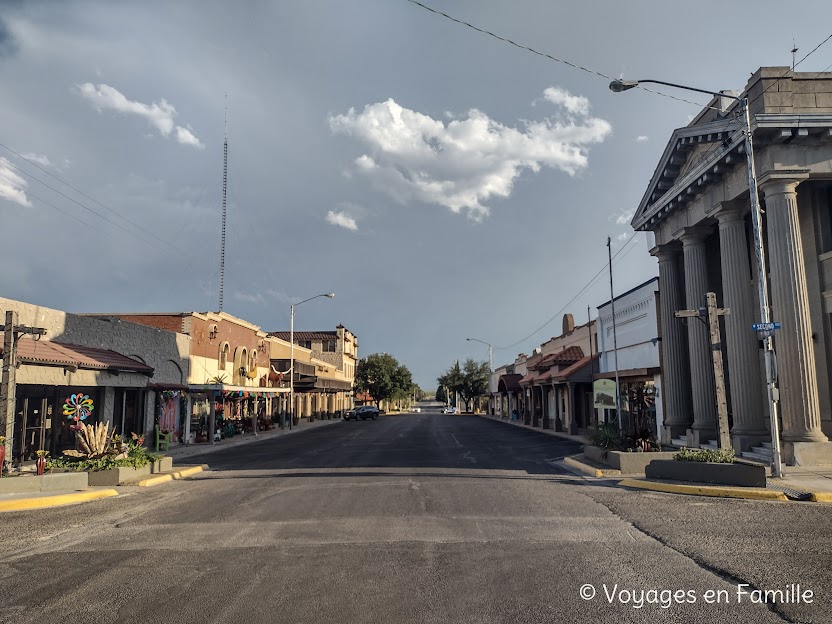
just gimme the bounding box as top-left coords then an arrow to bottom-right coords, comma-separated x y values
631,67 -> 832,464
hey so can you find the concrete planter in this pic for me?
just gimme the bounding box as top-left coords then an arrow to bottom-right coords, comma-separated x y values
152,456 -> 173,473
0,472 -> 89,494
583,445 -> 678,474
645,459 -> 766,487
87,465 -> 151,486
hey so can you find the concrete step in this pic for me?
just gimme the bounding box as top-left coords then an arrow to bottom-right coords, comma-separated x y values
701,440 -> 719,450
761,442 -> 772,450
671,437 -> 689,447
741,450 -> 773,463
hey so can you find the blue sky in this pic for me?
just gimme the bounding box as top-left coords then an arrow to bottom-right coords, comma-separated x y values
1,1 -> 831,388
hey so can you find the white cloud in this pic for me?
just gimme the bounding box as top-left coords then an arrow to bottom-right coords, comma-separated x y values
542,86 -> 590,116
326,209 -> 358,231
615,209 -> 635,225
636,135 -> 649,142
330,88 -> 610,220
234,291 -> 265,305
77,83 -> 204,149
0,157 -> 32,207
20,152 -> 51,167
616,232 -> 630,242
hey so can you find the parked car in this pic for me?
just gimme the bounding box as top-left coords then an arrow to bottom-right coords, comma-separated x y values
442,406 -> 458,414
411,407 -> 421,413
346,405 -> 379,421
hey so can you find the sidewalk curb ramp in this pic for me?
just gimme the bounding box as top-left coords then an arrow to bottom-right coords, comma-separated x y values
618,477 -> 789,501
135,465 -> 207,487
0,489 -> 119,512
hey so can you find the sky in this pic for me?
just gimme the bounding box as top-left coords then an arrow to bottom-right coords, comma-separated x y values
1,1 -> 831,390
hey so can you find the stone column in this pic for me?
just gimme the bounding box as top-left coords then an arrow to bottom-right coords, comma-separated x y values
760,177 -> 828,447
716,206 -> 769,449
681,229 -> 717,446
651,245 -> 692,443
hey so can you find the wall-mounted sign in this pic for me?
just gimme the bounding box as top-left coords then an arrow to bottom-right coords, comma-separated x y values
593,379 -> 617,409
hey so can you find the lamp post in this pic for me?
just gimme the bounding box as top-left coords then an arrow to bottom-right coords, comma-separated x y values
465,337 -> 493,372
610,78 -> 783,478
289,293 -> 334,427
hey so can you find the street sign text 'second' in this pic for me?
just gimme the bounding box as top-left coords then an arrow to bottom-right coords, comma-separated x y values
752,322 -> 781,332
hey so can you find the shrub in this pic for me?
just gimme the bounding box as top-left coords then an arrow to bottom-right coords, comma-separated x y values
47,443 -> 161,472
592,422 -> 622,450
673,447 -> 736,464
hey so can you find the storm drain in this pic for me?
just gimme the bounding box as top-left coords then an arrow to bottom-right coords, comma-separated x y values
766,482 -> 812,501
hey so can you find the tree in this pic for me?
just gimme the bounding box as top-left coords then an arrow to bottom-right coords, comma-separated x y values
438,358 -> 490,412
437,360 -> 464,407
460,358 -> 491,413
435,385 -> 447,404
354,353 -> 413,408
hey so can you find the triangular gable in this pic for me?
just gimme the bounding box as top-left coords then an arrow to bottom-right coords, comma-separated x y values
630,117 -> 737,230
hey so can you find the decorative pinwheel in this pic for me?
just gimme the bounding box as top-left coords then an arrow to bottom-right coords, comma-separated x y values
63,393 -> 94,425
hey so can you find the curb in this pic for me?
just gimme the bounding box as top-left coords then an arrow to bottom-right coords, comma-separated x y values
618,478 -> 789,501
135,465 -> 206,487
810,492 -> 832,503
0,489 -> 119,512
477,414 -> 591,445
562,455 -> 608,477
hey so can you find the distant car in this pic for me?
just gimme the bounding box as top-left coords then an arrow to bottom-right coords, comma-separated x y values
346,405 -> 379,421
411,407 -> 421,413
442,406 -> 458,414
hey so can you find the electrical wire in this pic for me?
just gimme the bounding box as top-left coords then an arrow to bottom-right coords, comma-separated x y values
0,142 -> 175,250
495,232 -> 646,351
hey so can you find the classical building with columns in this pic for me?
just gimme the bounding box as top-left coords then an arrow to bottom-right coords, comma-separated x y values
631,67 -> 832,465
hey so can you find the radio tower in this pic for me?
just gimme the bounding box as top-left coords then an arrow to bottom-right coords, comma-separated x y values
219,95 -> 228,312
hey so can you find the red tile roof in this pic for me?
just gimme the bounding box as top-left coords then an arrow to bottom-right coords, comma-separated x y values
5,338 -> 154,374
268,331 -> 337,341
551,346 -> 585,364
553,354 -> 598,380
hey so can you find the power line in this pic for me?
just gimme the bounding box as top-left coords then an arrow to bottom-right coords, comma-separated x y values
0,142 -> 174,250
495,232 -> 646,351
1,156 -> 169,252
1,179 -> 108,235
405,0 -> 725,112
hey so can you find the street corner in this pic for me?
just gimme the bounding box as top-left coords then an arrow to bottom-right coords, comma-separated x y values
0,488 -> 119,513
617,478 -> 789,502
135,464 -> 208,487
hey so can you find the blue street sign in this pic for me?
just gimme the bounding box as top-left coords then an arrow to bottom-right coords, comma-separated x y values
752,322 -> 781,331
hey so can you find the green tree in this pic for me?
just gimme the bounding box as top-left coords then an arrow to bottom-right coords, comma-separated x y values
435,385 -> 447,403
459,358 -> 491,413
437,360 -> 464,407
355,353 -> 413,408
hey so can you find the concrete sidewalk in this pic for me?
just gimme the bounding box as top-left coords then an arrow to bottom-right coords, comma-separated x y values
161,417 -> 343,461
476,413 -> 591,445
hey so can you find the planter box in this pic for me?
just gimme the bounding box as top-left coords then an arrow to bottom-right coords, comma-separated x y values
645,459 -> 766,487
583,445 -> 678,474
87,465 -> 151,486
0,472 -> 89,494
152,456 -> 173,473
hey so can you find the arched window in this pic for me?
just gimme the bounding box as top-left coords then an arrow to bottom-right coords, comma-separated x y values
219,342 -> 230,369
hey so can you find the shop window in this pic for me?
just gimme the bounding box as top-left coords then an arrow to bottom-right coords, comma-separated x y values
299,340 -> 312,349
323,339 -> 336,352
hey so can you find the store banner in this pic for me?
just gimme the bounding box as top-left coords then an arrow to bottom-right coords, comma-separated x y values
593,379 -> 617,409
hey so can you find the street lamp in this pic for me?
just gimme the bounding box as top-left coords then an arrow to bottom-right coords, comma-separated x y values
610,77 -> 783,478
466,337 -> 493,372
289,292 -> 334,426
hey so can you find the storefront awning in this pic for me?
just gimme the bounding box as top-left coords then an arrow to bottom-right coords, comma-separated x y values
497,374 -> 523,393
5,338 -> 154,375
188,383 -> 290,396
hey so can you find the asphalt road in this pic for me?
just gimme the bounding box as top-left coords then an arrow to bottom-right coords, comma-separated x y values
1,412 -> 829,623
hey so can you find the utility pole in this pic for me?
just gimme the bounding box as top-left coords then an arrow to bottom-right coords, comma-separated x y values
1,310 -> 47,471
675,293 -> 731,450
607,236 -> 622,432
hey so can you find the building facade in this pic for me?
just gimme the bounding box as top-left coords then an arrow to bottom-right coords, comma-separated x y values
631,67 -> 832,464
595,277 -> 663,441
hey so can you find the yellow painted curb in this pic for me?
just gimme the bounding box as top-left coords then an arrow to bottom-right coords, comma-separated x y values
136,465 -> 204,487
0,489 -> 119,512
618,478 -> 789,501
563,456 -> 603,477
809,492 -> 832,503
